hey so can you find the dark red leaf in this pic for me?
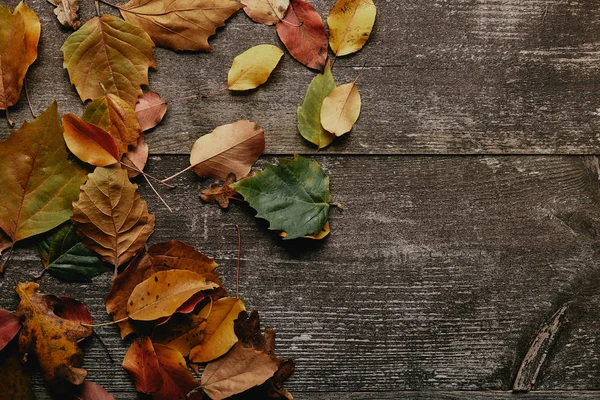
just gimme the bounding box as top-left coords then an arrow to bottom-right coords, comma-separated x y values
0,308 -> 21,352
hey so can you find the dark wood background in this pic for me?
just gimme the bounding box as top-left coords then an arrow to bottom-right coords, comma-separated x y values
1,0 -> 600,398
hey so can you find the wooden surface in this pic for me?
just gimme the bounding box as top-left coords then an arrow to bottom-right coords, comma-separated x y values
1,0 -> 600,399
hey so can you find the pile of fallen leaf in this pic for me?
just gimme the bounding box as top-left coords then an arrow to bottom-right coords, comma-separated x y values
0,0 -> 376,398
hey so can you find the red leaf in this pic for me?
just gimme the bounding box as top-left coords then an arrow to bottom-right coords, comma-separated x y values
54,296 -> 93,326
276,0 -> 327,71
0,308 -> 21,352
122,337 -> 163,394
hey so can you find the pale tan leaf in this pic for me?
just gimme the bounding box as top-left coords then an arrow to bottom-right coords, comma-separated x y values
244,0 -> 289,25
135,91 -> 167,131
320,82 -> 361,136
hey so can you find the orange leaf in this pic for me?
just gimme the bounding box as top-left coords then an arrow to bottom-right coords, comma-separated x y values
62,113 -> 120,166
153,343 -> 198,400
122,337 -> 163,394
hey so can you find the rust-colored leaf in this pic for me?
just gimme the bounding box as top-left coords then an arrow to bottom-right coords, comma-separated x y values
62,113 -> 120,167
276,0 -> 327,71
190,120 -> 265,181
54,296 -> 93,327
0,308 -> 21,352
75,381 -> 116,400
118,0 -> 243,51
127,270 -> 219,321
15,282 -> 92,386
72,164 -> 156,269
153,343 -> 198,400
200,173 -> 239,209
135,91 -> 167,131
122,337 -> 163,394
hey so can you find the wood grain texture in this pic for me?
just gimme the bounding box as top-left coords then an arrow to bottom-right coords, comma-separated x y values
2,0 -> 600,154
1,155 -> 600,397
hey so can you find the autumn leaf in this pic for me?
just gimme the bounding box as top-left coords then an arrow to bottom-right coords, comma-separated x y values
16,282 -> 92,386
328,0 -> 376,57
320,81 -> 361,136
152,312 -> 207,357
228,45 -> 284,91
189,298 -> 246,363
123,134 -> 149,178
0,345 -> 35,400
276,0 -> 327,71
48,0 -> 80,29
0,103 -> 87,270
123,337 -> 163,394
244,0 -> 289,25
62,15 -> 155,106
72,164 -> 156,270
298,65 -> 336,149
54,296 -> 93,327
0,308 -> 21,352
200,173 -> 239,208
82,94 -> 142,156
38,222 -> 107,282
136,91 -> 168,131
190,120 -> 265,181
75,381 -> 116,400
62,113 -> 120,166
153,342 -> 199,400
0,2 -> 40,118
232,155 -> 330,240
128,270 -> 219,321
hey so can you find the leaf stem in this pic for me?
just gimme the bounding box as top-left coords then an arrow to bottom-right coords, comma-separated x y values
94,0 -> 100,16
4,109 -> 14,127
120,158 -> 175,188
32,268 -> 47,279
143,172 -> 173,213
202,87 -> 228,98
0,244 -> 15,273
236,224 -> 241,299
24,79 -> 36,118
81,316 -> 129,328
160,165 -> 193,183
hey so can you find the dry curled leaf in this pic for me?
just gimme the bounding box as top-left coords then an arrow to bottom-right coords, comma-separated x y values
62,15 -> 155,105
82,94 -> 142,156
127,270 -> 219,321
228,45 -> 284,91
62,113 -> 120,166
244,0 -> 289,25
119,0 -> 243,51
0,2 -> 40,116
72,164 -> 156,269
136,91 -> 168,131
0,308 -> 21,352
328,0 -> 376,57
200,173 -> 239,209
16,282 -> 92,386
190,120 -> 265,181
320,81 -> 361,136
189,298 -> 246,363
123,134 -> 149,178
0,103 -> 87,271
123,337 -> 163,394
276,0 -> 327,71
48,0 -> 80,29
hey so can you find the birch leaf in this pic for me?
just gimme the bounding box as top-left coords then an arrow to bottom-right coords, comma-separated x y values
71,165 -> 156,268
232,155 -> 330,240
190,120 -> 265,181
118,0 -> 243,51
320,81 -> 361,136
228,45 -> 284,91
298,65 -> 336,149
328,0 -> 376,57
61,15 -> 155,106
244,0 -> 289,25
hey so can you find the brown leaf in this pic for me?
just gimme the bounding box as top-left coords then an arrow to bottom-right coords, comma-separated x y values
72,164 -> 156,269
123,134 -> 149,178
0,308 -> 21,352
0,2 -> 40,113
48,0 -> 80,29
62,113 -> 120,167
128,270 -> 219,321
123,337 -> 163,394
200,173 -> 239,209
244,0 -> 289,25
153,343 -> 198,400
75,381 -> 116,400
152,312 -> 207,357
118,0 -> 243,51
276,0 -> 327,71
136,91 -> 168,131
190,120 -> 265,181
0,229 -> 11,255
106,250 -> 154,339
15,282 -> 92,386
0,344 -> 35,400
82,94 -> 142,156
189,298 -> 246,363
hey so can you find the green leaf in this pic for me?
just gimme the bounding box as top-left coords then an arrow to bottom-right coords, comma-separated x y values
38,223 -> 107,282
298,66 -> 336,149
232,155 -> 330,240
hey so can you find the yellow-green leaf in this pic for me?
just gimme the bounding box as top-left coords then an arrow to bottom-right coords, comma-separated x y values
320,81 -> 361,136
61,15 -> 155,106
327,0 -> 376,57
228,44 -> 284,91
297,65 -> 336,149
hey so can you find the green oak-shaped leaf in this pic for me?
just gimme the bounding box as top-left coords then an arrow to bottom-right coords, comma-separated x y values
298,65 -> 336,149
232,155 -> 330,240
38,223 -> 107,282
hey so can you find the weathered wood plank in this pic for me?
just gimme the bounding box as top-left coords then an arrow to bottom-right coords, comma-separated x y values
2,0 -> 600,154
2,155 -> 600,397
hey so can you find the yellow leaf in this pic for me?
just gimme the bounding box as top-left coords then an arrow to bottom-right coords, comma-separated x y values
127,270 -> 219,321
189,298 -> 246,363
119,0 -> 242,51
327,0 -> 376,57
320,81 -> 361,136
62,15 -> 155,106
228,44 -> 284,91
